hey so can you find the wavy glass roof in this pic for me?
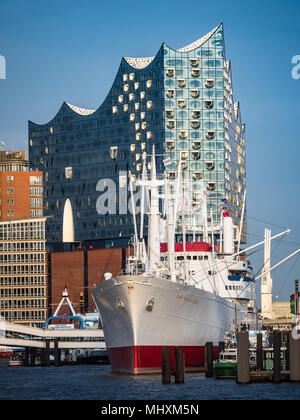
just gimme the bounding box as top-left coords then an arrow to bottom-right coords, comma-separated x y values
124,24 -> 221,69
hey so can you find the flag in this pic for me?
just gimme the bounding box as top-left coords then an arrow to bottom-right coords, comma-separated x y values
163,157 -> 172,167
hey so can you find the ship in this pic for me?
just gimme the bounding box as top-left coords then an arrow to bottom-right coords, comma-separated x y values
92,149 -> 290,374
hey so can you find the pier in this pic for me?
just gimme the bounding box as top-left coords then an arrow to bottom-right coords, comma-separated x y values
0,320 -> 105,350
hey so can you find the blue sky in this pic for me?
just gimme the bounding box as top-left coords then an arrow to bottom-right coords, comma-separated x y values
0,0 -> 299,304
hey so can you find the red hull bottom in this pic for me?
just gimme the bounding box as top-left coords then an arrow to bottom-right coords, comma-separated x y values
107,345 -> 219,374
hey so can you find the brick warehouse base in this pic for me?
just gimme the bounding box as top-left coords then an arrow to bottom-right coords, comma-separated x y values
49,247 -> 124,316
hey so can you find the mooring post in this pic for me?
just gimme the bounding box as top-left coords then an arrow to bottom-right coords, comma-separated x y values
29,348 -> 35,367
174,347 -> 185,384
237,331 -> 250,384
41,340 -> 50,367
24,347 -> 30,367
289,329 -> 300,382
219,341 -> 225,355
205,342 -> 214,378
54,339 -> 61,367
285,331 -> 290,372
272,330 -> 281,383
161,347 -> 171,384
256,333 -> 263,371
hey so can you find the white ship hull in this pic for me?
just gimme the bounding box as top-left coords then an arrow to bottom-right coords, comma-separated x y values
93,274 -> 252,374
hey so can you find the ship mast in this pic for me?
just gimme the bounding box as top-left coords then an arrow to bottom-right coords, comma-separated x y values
138,146 -> 164,276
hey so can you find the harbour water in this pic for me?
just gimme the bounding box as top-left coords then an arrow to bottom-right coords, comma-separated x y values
0,363 -> 300,400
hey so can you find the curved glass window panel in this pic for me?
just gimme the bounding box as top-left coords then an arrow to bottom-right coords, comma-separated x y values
190,89 -> 199,98
136,163 -> 142,172
205,162 -> 215,172
129,73 -> 135,81
177,79 -> 186,88
135,123 -> 140,131
123,104 -> 128,112
146,131 -> 152,140
141,122 -> 147,130
178,99 -> 186,109
135,103 -> 140,111
146,80 -> 152,89
206,130 -> 215,140
167,120 -> 176,129
134,82 -> 139,91
181,161 -> 188,170
123,74 -> 128,82
192,141 -> 201,150
192,151 -> 201,161
166,68 -> 175,77
204,100 -> 213,109
190,58 -> 199,67
140,91 -> 146,100
141,142 -> 146,151
129,93 -> 134,102
166,109 -> 175,119
181,151 -> 189,160
192,110 -> 201,119
136,133 -> 141,141
191,120 -> 200,129
112,106 -> 118,114
167,89 -> 175,98
124,84 -> 129,92
118,95 -> 124,103
179,131 -> 188,140
130,113 -> 135,121
166,140 -> 175,150
135,153 -> 141,161
191,69 -> 200,78
207,182 -> 216,191
206,79 -> 214,88
193,171 -> 202,180
110,146 -> 118,160
141,112 -> 145,120
146,100 -> 152,109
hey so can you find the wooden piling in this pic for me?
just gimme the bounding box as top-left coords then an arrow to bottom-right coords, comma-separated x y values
272,330 -> 281,383
289,329 -> 300,382
161,347 -> 171,384
54,339 -> 61,367
285,331 -> 290,372
237,331 -> 250,384
174,347 -> 185,384
41,340 -> 50,367
205,342 -> 214,378
256,333 -> 263,371
24,347 -> 30,366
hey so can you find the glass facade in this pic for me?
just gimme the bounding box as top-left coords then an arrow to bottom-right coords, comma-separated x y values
28,24 -> 246,246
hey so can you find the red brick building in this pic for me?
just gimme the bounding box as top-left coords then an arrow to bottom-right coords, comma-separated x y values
48,247 -> 125,316
0,150 -> 43,220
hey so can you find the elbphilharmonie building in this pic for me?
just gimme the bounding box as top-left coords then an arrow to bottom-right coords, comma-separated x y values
28,23 -> 246,247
